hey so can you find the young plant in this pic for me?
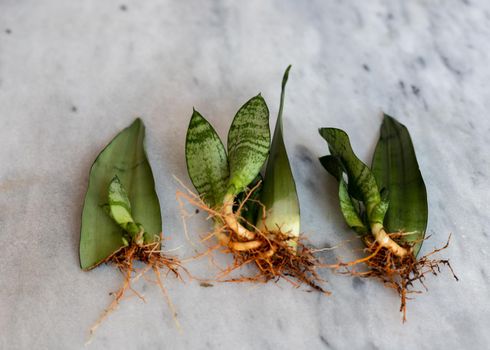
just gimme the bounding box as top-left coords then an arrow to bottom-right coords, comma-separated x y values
80,119 -> 182,336
184,67 -> 326,291
319,114 -> 456,319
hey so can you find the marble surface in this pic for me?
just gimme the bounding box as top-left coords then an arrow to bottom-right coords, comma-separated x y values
1,1 -> 489,349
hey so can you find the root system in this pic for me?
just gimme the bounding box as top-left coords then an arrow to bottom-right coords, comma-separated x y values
176,181 -> 329,295
327,233 -> 458,321
87,235 -> 186,341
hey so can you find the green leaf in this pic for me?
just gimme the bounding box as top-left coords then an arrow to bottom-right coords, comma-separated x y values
236,174 -> 263,230
106,175 -> 144,244
227,95 -> 270,195
319,155 -> 343,182
185,109 -> 229,208
372,114 -> 428,256
321,154 -> 368,234
80,119 -> 162,270
257,66 -> 300,238
107,175 -> 135,228
338,178 -> 368,234
319,128 -> 384,225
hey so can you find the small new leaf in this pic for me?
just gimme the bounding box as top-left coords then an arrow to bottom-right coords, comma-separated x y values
107,175 -> 135,228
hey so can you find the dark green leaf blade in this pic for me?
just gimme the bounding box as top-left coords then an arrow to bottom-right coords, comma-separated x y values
227,95 -> 270,195
185,109 -> 229,208
372,114 -> 428,256
236,174 -> 263,230
80,118 -> 162,270
258,66 -> 300,238
319,155 -> 343,182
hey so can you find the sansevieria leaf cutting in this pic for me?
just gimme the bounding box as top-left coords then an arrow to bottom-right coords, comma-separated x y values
184,67 -> 327,292
319,114 -> 456,320
80,118 -> 182,337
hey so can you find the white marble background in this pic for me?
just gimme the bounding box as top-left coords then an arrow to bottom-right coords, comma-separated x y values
1,0 -> 489,349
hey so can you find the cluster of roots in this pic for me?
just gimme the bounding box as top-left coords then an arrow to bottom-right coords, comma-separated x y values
176,183 -> 329,295
88,235 -> 185,340
214,228 -> 329,294
329,234 -> 458,321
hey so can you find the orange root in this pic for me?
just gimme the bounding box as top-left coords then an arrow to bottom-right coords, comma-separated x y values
175,183 -> 329,294
217,231 -> 329,294
326,234 -> 457,321
87,235 -> 186,342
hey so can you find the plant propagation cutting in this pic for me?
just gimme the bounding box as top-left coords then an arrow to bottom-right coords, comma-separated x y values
319,115 -> 457,320
80,119 -> 184,337
181,67 -> 327,292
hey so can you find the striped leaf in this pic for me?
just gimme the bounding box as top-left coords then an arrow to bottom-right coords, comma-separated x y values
257,66 -> 300,239
185,109 -> 229,208
227,95 -> 270,195
106,175 -> 144,244
80,119 -> 162,270
338,178 -> 368,234
319,128 -> 385,225
372,114 -> 428,256
320,155 -> 368,234
107,175 -> 135,228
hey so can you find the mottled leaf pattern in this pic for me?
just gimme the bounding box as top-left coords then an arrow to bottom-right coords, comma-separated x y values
372,114 -> 428,256
339,178 -> 368,234
258,66 -> 300,238
80,119 -> 162,270
107,175 -> 134,228
185,110 -> 229,208
319,128 -> 384,225
227,95 -> 270,195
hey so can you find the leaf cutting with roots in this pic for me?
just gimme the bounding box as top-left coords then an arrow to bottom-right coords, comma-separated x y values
320,115 -> 457,320
183,67 -> 328,294
80,119 -> 186,341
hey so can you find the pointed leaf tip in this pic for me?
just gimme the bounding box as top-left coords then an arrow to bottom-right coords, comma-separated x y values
131,117 -> 144,128
282,65 -> 292,89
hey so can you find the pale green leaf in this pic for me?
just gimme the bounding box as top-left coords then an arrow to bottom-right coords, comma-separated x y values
339,178 -> 368,234
107,175 -> 134,227
227,95 -> 270,195
258,66 -> 300,238
185,109 -> 229,208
